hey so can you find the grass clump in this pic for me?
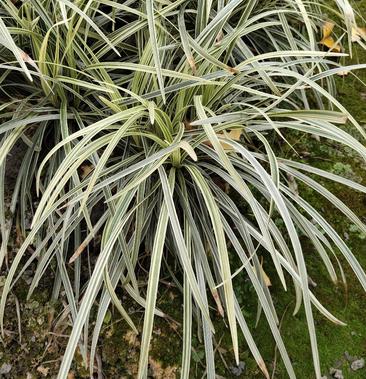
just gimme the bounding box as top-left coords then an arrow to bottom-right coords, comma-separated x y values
1,1 -> 366,378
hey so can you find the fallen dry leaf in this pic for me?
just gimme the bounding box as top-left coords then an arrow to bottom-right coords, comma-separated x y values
79,163 -> 94,179
322,21 -> 335,38
319,21 -> 341,52
36,366 -> 49,377
204,128 -> 242,151
320,36 -> 341,52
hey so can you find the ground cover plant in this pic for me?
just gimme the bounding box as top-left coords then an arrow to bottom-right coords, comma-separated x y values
1,0 -> 366,378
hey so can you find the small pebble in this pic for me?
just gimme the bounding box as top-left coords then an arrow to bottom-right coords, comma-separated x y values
329,368 -> 344,379
229,361 -> 245,376
0,363 -> 12,375
351,358 -> 365,371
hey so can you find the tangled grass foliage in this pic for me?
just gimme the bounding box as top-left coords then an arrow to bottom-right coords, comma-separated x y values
1,0 -> 366,378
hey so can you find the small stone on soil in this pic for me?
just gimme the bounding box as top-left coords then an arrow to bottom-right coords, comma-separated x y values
351,358 -> 365,371
229,361 -> 245,376
329,368 -> 344,379
0,363 -> 12,374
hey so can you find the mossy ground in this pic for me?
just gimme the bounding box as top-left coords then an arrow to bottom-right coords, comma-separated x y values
241,6 -> 366,377
2,7 -> 366,379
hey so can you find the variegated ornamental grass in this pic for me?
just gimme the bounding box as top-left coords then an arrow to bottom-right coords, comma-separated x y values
0,0 -> 366,378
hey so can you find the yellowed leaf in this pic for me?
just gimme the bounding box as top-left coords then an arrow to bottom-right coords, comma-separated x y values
322,21 -> 335,39
320,21 -> 341,52
224,128 -> 242,140
320,36 -> 341,52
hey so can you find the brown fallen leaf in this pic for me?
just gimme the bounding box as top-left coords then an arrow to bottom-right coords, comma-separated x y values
79,163 -> 94,179
320,36 -> 341,52
36,366 -> 49,377
323,21 -> 335,38
204,128 -> 242,151
319,21 -> 341,52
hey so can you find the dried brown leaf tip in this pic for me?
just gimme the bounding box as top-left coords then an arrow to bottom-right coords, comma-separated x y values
352,26 -> 366,42
260,256 -> 272,287
228,66 -> 240,74
187,56 -> 197,75
215,30 -> 224,46
184,119 -> 193,130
